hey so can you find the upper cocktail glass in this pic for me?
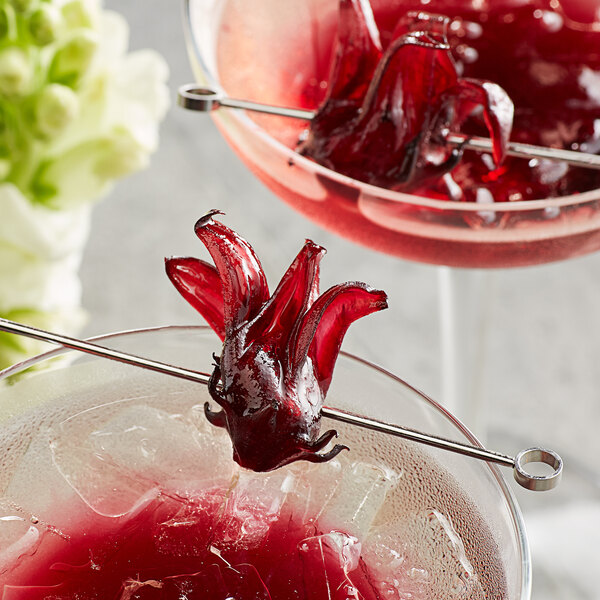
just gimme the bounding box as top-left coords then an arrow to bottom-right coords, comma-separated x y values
184,0 -> 600,267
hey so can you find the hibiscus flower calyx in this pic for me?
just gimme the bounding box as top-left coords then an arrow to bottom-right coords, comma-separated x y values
298,2 -> 514,193
166,211 -> 388,472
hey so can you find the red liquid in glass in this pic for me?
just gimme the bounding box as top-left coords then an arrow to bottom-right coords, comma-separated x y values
1,488 -> 379,599
214,0 -> 600,267
369,0 -> 600,202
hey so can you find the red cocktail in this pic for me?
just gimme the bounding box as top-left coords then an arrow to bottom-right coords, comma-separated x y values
185,0 -> 600,268
0,327 -> 530,598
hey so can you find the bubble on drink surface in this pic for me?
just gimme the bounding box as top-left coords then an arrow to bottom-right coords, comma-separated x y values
362,505 -> 486,598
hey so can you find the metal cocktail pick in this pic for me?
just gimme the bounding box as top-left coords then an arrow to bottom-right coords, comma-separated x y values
178,84 -> 600,171
0,318 -> 562,491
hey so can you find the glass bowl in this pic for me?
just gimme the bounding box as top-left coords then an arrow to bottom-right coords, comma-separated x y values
183,0 -> 600,268
0,326 -> 530,598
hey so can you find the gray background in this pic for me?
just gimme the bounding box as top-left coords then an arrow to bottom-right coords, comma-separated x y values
81,1 -> 600,595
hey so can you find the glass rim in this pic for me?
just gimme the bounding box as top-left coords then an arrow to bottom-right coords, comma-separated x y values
182,0 -> 600,216
0,322 -> 532,599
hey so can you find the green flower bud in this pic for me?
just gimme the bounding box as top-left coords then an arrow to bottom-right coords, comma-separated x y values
0,158 -> 11,179
10,0 -> 33,14
31,128 -> 148,209
34,83 -> 79,137
0,6 -> 12,40
61,0 -> 94,30
48,30 -> 98,88
0,47 -> 32,96
95,127 -> 148,179
28,4 -> 62,46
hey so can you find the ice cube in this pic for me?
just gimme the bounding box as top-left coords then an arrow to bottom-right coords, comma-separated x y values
423,510 -> 484,598
153,489 -> 228,558
213,467 -> 297,551
89,403 -> 235,486
318,461 -> 400,540
49,405 -> 158,518
48,399 -> 236,518
3,427 -> 77,527
0,510 -> 41,573
285,459 -> 343,523
187,403 -> 235,469
361,522 -> 430,600
298,532 -> 364,600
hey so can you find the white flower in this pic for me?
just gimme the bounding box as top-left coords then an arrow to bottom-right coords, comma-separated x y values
0,0 -> 170,368
0,183 -> 88,312
0,183 -> 90,260
0,184 -> 88,369
30,8 -> 170,209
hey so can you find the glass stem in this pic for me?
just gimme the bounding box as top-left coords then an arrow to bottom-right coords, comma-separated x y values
438,266 -> 496,441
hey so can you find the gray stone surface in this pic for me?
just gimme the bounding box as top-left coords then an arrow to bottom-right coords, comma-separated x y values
81,2 -> 600,594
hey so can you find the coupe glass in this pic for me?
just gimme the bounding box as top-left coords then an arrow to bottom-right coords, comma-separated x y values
0,326 -> 530,598
183,0 -> 600,269
182,0 -> 600,435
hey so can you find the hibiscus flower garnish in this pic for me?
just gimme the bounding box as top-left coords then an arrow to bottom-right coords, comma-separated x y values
165,210 -> 388,472
298,3 -> 514,193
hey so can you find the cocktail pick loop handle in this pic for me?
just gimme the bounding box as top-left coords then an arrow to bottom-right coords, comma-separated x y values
0,317 -> 562,491
178,84 -> 600,171
178,84 -> 316,120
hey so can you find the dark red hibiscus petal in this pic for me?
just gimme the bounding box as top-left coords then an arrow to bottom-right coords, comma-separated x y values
300,8 -> 514,193
291,282 -> 388,395
447,78 -> 514,167
325,0 -> 382,103
165,256 -> 225,340
247,240 -> 325,355
298,0 -> 382,165
301,25 -> 462,190
351,31 -> 458,182
368,12 -> 456,122
194,211 -> 269,333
